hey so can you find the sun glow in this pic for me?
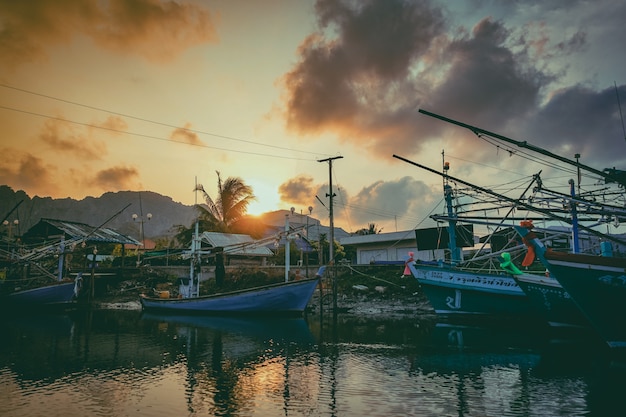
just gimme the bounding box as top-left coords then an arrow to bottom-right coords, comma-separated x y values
246,181 -> 282,216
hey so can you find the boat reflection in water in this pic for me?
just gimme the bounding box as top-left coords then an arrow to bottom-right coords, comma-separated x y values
2,309 -> 626,416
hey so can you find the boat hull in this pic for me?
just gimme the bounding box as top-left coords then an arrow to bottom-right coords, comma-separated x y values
140,278 -> 320,315
514,225 -> 626,351
3,281 -> 77,309
513,273 -> 588,329
408,262 -> 536,318
543,251 -> 626,349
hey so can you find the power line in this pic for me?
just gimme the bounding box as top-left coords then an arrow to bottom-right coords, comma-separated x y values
0,83 -> 332,160
0,104 -> 326,162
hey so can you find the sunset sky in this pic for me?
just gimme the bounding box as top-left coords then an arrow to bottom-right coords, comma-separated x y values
1,0 -> 625,234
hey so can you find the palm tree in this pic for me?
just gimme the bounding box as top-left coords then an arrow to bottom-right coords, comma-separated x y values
354,223 -> 383,235
196,171 -> 256,233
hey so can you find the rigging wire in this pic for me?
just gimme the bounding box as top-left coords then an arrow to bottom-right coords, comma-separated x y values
475,132 -> 585,180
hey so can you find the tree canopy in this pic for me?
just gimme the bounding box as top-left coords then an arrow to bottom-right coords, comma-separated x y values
196,171 -> 256,233
175,171 -> 261,246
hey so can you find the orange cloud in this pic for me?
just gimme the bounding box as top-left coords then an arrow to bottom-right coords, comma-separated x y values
96,115 -> 129,133
170,123 -> 203,146
0,0 -> 219,67
39,118 -> 107,160
91,165 -> 141,190
278,175 -> 317,203
0,148 -> 61,196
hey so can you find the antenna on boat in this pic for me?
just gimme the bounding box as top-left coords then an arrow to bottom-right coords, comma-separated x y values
441,150 -> 460,263
188,176 -> 202,298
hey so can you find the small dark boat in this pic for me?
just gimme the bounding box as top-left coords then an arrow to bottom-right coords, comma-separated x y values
512,272 -> 589,329
3,279 -> 78,309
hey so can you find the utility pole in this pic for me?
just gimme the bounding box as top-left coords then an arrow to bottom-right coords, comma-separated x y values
318,156 -> 343,313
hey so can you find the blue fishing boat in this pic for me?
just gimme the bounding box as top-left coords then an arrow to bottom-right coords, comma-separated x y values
398,156 -> 537,320
399,110 -> 626,332
407,260 -> 534,317
140,277 -> 320,315
515,223 -> 626,350
139,180 -> 322,316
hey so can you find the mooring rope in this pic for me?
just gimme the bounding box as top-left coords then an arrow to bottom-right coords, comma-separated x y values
343,265 -> 406,288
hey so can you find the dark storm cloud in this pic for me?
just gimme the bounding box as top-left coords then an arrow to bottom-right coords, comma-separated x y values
524,85 -> 626,162
282,0 -> 624,171
281,0 -> 559,156
0,0 -> 218,67
427,17 -> 549,131
282,0 -> 446,153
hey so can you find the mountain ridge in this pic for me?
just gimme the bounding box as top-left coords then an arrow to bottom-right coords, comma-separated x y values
0,186 -> 198,239
0,185 -> 335,241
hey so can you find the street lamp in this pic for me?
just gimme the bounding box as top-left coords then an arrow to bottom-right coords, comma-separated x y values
3,219 -> 19,255
132,212 -> 152,265
2,219 -> 19,239
287,206 -> 314,278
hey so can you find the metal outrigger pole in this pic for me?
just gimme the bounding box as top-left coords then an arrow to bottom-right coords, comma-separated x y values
393,154 -> 626,248
418,109 -> 626,187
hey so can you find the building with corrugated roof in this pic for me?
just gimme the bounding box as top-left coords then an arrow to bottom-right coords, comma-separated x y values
199,231 -> 275,266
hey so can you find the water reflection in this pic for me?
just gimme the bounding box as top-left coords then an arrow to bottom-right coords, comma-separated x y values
1,310 -> 626,416
139,313 -> 318,416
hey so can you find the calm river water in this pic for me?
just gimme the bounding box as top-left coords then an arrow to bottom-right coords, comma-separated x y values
1,307 -> 625,417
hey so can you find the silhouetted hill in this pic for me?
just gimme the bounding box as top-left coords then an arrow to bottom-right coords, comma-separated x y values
0,186 -> 346,241
0,186 -> 196,239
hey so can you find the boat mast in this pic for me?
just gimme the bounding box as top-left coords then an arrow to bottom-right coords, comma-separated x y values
190,177 -> 201,298
442,151 -> 461,263
393,154 -> 626,247
418,109 -> 626,187
569,179 -> 580,253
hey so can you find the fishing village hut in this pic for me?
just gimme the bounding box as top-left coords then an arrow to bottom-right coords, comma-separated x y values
20,218 -> 141,281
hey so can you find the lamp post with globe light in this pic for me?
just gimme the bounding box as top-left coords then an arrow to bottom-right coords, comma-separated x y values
3,219 -> 19,256
288,206 -> 314,278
